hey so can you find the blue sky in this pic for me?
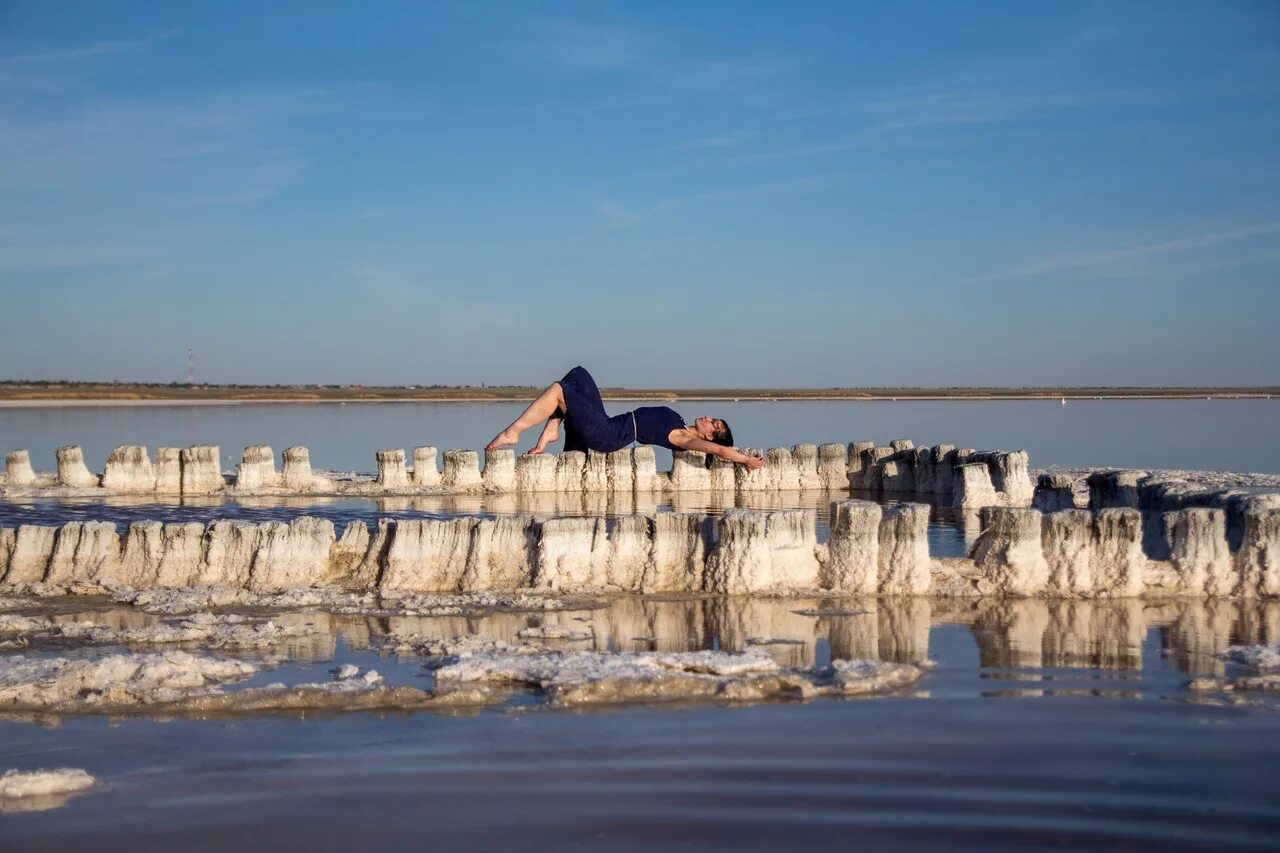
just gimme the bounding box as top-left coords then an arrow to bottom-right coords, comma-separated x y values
1,1 -> 1277,387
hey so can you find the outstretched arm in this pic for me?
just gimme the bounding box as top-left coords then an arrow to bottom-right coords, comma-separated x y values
678,436 -> 764,470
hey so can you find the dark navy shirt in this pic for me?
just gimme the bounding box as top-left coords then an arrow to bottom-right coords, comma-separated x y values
631,406 -> 686,450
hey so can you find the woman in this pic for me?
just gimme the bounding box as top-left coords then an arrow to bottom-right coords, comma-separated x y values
486,366 -> 764,470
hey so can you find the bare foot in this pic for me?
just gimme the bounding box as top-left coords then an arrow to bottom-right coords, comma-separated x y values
485,428 -> 519,452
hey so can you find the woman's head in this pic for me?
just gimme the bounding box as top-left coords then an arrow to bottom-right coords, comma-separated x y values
694,415 -> 734,448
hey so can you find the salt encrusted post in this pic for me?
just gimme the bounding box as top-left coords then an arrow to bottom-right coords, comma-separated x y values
154,448 -> 183,494
1087,470 -> 1144,511
5,450 -> 37,486
791,444 -> 821,490
765,447 -> 799,491
817,443 -> 848,490
1033,473 -> 1076,512
515,452 -> 557,492
376,448 -> 409,488
847,440 -> 875,483
582,450 -> 609,492
535,516 -> 608,590
707,454 -> 736,492
6,525 -> 57,584
381,518 -> 478,592
641,512 -> 709,593
1169,508 -> 1233,597
953,463 -> 999,509
281,446 -> 315,490
1090,508 -> 1146,597
1041,509 -> 1094,596
931,444 -> 957,497
670,450 -> 711,491
970,507 -> 1049,596
734,448 -> 769,492
235,445 -> 279,491
180,445 -> 223,494
442,450 -> 482,490
890,439 -> 914,452
55,445 -> 98,488
704,509 -> 772,594
824,500 -> 881,593
99,446 -> 154,493
606,448 -> 634,493
412,446 -> 439,486
482,449 -> 516,493
606,515 -> 651,591
877,503 -> 931,595
463,514 -> 539,590
852,446 -> 893,492
632,446 -> 661,492
995,451 -> 1034,507
555,451 -> 585,492
1238,507 -> 1280,598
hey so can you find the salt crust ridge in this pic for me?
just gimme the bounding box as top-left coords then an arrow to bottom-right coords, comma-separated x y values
0,612 -> 315,649
0,768 -> 96,812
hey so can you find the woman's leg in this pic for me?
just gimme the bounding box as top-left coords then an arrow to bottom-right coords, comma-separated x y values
485,383 -> 566,451
529,414 -> 562,454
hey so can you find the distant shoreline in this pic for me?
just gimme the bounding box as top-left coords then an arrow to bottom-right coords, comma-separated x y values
0,384 -> 1276,408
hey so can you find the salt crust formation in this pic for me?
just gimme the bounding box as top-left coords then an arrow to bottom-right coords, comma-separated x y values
0,768 -> 95,811
0,612 -> 316,649
3,498 -> 1276,599
1,441 -> 1035,508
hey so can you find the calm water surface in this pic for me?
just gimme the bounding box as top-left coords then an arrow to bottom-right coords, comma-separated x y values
1,596 -> 1279,850
2,399 -> 1278,474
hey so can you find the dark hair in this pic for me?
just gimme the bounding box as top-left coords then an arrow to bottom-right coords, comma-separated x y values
712,419 -> 734,448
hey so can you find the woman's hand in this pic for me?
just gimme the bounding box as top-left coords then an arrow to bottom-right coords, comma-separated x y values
742,453 -> 764,471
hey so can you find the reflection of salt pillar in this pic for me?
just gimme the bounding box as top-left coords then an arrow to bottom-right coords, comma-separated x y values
1002,600 -> 1049,668
970,507 -> 1049,596
56,445 -> 99,488
817,443 -> 848,490
877,598 -> 931,663
412,446 -> 439,486
482,449 -> 516,493
824,500 -> 881,593
101,445 -> 155,493
1167,600 -> 1233,677
827,609 -> 880,661
1090,509 -> 1146,597
376,448 -> 409,488
877,503 -> 931,594
180,445 -> 223,494
515,452 -> 557,492
4,450 -> 36,486
1042,509 -> 1094,595
1093,599 -> 1145,670
442,450 -> 482,491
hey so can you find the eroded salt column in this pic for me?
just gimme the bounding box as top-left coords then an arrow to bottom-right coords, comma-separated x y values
817,444 -> 848,490
555,451 -> 585,492
707,454 -> 736,492
607,515 -> 651,591
155,522 -> 208,586
606,448 -> 635,493
512,453 -> 554,492
880,451 -> 915,494
1041,509 -> 1094,596
412,446 -> 439,486
376,449 -> 409,488
1033,473 -> 1076,512
911,447 -> 936,495
1238,507 -> 1280,598
1090,509 -> 1146,597
994,451 -> 1034,507
1168,508 -> 1232,597
847,440 -> 875,483
46,520 -> 120,586
117,521 -> 164,587
953,463 -> 999,509
44,521 -> 83,585
931,444 -> 957,496
890,439 -> 914,452
180,446 -> 223,494
442,450 -> 482,490
483,449 -> 516,493
704,510 -> 772,594
824,500 -> 881,593
734,448 -> 770,493
282,446 -> 317,491
1087,470 -> 1144,511
202,520 -> 263,588
536,517 -> 608,591
331,518 -> 391,590
792,444 -> 822,491
765,510 -> 820,590
851,446 -> 893,492
4,525 -> 56,584
581,450 -> 609,492
5,450 -> 36,487
154,448 -> 182,494
765,447 -> 799,491
381,518 -> 478,592
55,446 -> 98,488
248,517 -> 335,592
670,450 -> 711,491
971,507 -> 1049,596
642,513 -> 708,593
633,446 -> 661,492
463,515 -> 538,590
877,503 -> 931,595
235,446 -> 279,491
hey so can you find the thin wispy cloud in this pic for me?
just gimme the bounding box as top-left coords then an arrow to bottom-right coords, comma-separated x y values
973,222 -> 1280,282
595,173 -> 850,229
0,30 -> 178,64
676,130 -> 757,150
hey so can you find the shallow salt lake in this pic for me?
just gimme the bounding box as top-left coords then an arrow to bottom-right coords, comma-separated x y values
2,596 -> 1280,849
3,400 -> 1280,848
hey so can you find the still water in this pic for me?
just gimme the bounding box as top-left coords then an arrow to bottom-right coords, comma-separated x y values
2,399 -> 1278,474
1,596 -> 1279,849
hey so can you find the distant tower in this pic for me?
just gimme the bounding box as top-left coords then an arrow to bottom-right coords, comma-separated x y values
187,348 -> 195,386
